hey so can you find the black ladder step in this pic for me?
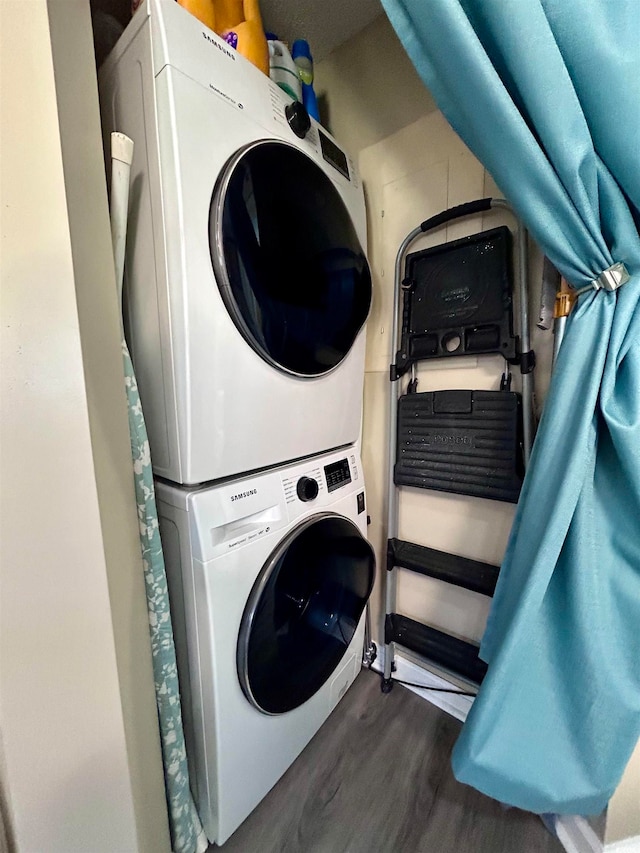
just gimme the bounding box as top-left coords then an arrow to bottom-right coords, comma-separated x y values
395,390 -> 523,504
387,538 -> 499,597
385,613 -> 487,684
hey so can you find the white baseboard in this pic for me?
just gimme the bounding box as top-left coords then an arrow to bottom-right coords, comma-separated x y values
370,646 -> 474,722
604,837 -> 640,853
551,814 -> 603,853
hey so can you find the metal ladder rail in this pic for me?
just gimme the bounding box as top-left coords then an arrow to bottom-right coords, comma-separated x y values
382,197 -> 533,689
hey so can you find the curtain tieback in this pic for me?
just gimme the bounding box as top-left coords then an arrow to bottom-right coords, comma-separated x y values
575,262 -> 630,297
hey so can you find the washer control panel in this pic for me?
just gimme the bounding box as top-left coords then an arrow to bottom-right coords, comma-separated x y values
324,458 -> 352,492
279,451 -> 360,523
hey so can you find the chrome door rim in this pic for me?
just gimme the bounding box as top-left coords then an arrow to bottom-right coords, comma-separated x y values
209,139 -> 371,379
236,511 -> 375,715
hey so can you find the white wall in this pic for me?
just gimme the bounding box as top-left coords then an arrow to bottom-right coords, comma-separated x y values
45,1 -> 171,850
606,740 -> 640,845
0,1 -> 169,850
316,14 -> 436,157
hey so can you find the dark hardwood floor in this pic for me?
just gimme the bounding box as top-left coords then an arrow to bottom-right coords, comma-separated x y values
212,669 -> 563,852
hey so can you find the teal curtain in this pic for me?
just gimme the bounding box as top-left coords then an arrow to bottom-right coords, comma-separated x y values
123,340 -> 207,853
381,0 -> 640,815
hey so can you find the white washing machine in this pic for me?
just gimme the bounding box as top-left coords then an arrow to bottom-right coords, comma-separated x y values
156,447 -> 375,845
99,0 -> 372,485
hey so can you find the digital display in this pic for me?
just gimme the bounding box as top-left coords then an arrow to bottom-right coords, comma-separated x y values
324,458 -> 352,492
319,130 -> 350,181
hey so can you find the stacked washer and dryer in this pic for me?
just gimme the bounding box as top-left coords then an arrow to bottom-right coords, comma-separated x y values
100,0 -> 375,844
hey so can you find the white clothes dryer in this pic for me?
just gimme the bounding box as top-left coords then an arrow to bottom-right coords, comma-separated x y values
155,448 -> 375,845
99,0 -> 372,485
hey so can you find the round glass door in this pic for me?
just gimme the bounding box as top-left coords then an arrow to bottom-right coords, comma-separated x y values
210,141 -> 372,377
237,513 -> 375,715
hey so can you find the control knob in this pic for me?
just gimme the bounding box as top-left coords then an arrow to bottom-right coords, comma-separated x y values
285,101 -> 311,139
296,476 -> 319,502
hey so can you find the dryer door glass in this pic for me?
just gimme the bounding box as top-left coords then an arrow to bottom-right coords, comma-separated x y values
210,141 -> 372,377
237,514 -> 375,714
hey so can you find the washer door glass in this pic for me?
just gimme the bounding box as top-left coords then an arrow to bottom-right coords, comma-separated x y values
237,514 -> 375,715
210,141 -> 372,377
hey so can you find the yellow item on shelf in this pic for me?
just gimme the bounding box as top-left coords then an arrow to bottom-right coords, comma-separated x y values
177,0 -> 269,76
212,0 -> 243,29
177,0 -> 216,32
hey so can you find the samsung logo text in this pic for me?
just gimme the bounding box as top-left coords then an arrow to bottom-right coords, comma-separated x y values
231,489 -> 257,502
202,31 -> 236,60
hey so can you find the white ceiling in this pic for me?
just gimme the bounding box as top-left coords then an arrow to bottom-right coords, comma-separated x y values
260,0 -> 384,62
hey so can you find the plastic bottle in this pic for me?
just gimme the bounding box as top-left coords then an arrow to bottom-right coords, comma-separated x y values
291,39 -> 319,122
267,36 -> 302,102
